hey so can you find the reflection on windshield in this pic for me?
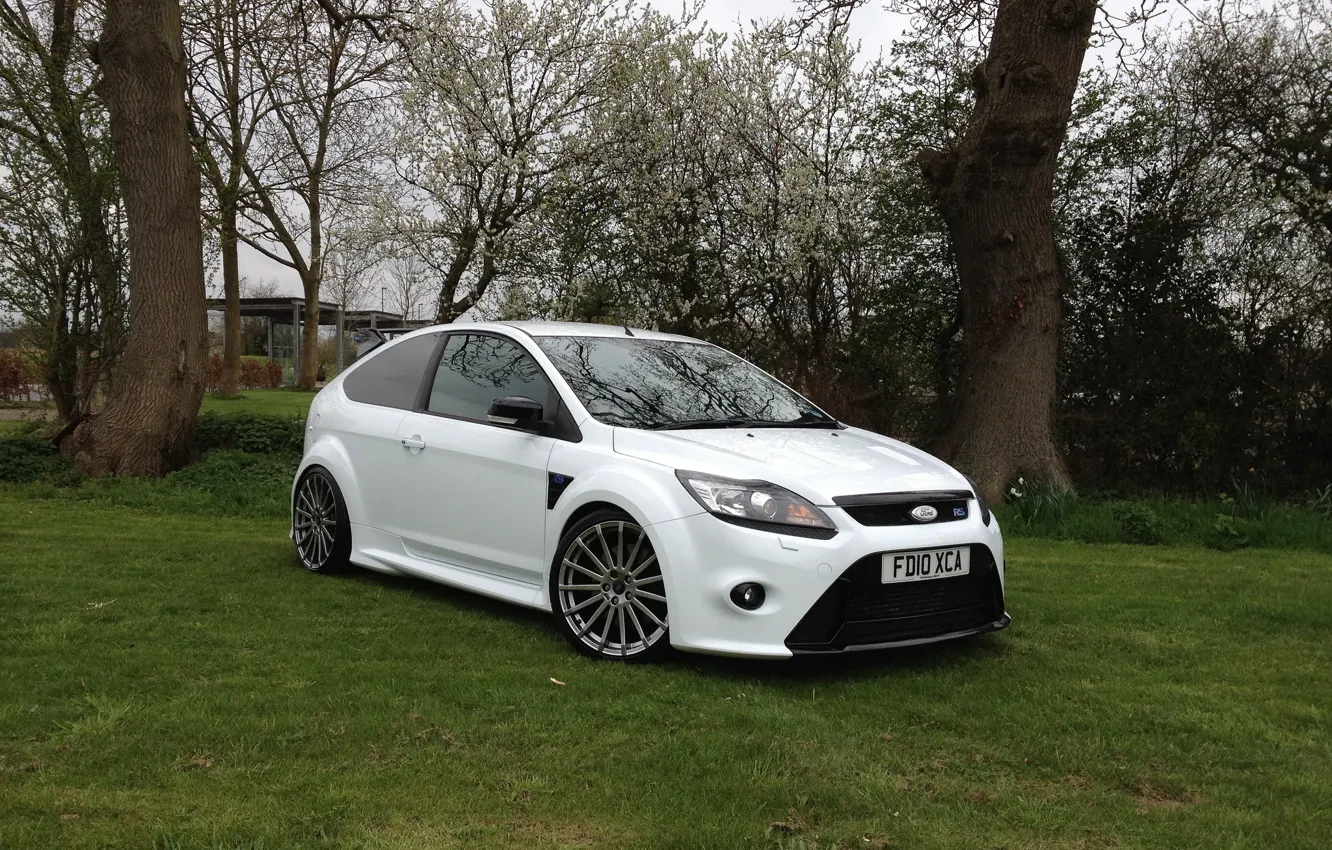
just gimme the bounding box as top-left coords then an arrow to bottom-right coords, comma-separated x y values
535,336 -> 833,429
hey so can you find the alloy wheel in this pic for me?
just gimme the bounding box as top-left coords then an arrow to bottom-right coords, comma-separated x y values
294,471 -> 339,571
557,520 -> 668,658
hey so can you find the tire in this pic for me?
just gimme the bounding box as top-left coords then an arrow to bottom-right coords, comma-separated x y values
550,508 -> 670,661
292,466 -> 352,574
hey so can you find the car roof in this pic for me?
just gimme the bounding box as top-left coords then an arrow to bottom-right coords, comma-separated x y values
405,320 -> 706,344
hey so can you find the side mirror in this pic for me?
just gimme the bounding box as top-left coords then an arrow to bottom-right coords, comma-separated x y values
487,396 -> 544,432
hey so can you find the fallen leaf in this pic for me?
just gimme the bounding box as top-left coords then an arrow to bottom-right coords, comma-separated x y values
550,678 -> 565,686
60,813 -> 79,822
405,713 -> 423,722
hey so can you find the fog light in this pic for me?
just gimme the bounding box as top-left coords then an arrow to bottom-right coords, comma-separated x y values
730,582 -> 765,610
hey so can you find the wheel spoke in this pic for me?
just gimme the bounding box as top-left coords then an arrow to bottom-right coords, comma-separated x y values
634,589 -> 666,604
565,594 -> 603,615
558,583 -> 601,592
597,607 -> 614,653
626,603 -> 648,647
617,606 -> 627,656
634,574 -> 663,586
615,522 -> 624,571
629,553 -> 657,578
623,527 -> 644,573
594,525 -> 616,573
563,558 -> 603,583
574,601 -> 609,639
573,539 -> 609,575
631,598 -> 666,630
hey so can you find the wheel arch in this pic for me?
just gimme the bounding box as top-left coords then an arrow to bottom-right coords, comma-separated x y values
293,436 -> 366,529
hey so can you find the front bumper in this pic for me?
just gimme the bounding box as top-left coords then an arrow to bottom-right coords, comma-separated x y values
648,507 -> 1007,659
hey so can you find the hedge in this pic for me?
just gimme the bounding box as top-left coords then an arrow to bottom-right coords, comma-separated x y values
193,411 -> 305,456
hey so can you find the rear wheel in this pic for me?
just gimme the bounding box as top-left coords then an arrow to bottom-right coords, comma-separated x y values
550,509 -> 669,661
293,467 -> 351,573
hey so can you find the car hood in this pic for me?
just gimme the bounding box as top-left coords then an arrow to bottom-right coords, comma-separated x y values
612,426 -> 971,505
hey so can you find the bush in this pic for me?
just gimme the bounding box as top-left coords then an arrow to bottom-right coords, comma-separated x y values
1111,502 -> 1164,545
0,348 -> 32,402
194,411 -> 305,455
205,355 -> 285,392
0,437 -> 71,484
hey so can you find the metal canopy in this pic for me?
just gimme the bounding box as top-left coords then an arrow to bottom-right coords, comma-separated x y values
204,297 -> 408,375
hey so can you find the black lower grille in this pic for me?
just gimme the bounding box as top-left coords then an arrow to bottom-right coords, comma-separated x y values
786,545 -> 1005,651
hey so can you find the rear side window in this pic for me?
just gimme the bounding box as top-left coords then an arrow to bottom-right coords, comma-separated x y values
342,333 -> 439,409
428,334 -> 552,421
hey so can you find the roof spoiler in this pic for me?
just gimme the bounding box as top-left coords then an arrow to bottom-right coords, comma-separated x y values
355,328 -> 387,358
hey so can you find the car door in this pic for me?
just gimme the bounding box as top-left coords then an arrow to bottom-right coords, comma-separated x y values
336,331 -> 443,532
389,333 -> 556,583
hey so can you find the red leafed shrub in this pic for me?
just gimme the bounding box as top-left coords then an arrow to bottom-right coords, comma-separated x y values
205,353 -> 223,392
207,356 -> 284,392
0,348 -> 31,402
262,360 -> 283,388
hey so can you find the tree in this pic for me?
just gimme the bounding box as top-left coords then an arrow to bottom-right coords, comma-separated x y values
0,0 -> 127,425
390,0 -> 650,323
240,0 -> 400,389
184,0 -> 281,397
1182,0 -> 1332,260
62,0 -> 208,475
913,0 -> 1097,498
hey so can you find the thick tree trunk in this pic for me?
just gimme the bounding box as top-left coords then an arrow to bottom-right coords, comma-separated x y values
219,203 -> 241,397
62,0 -> 207,476
917,0 -> 1095,501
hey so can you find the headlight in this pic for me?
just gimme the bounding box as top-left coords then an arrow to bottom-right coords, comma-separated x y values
965,476 -> 991,525
675,470 -> 835,533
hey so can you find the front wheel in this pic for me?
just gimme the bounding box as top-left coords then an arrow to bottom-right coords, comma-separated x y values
293,467 -> 351,573
550,510 -> 670,661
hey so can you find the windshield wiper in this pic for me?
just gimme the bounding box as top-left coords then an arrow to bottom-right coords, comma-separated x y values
650,417 -> 752,430
650,415 -> 840,431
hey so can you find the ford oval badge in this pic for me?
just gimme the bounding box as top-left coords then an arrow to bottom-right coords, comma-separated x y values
910,505 -> 938,523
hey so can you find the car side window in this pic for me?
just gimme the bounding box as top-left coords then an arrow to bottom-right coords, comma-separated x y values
342,333 -> 439,409
428,334 -> 553,421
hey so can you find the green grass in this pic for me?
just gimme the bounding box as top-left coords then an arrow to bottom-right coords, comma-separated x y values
200,388 -> 316,417
2,489 -> 1330,848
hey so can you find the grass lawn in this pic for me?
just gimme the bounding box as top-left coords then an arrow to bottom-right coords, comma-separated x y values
1,492 -> 1329,849
200,388 -> 317,418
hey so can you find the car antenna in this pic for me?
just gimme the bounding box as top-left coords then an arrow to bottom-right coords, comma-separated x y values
623,325 -> 635,337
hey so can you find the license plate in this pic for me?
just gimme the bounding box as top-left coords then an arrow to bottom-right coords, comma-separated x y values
881,546 -> 970,583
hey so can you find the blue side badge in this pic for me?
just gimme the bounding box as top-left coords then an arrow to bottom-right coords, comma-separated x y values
547,472 -> 574,509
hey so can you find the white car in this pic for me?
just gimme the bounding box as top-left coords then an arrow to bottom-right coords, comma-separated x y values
291,322 -> 1009,660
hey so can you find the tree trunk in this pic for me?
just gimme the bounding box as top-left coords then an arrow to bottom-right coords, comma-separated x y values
62,0 -> 207,477
297,268 -> 321,389
917,0 -> 1095,501
219,202 -> 241,397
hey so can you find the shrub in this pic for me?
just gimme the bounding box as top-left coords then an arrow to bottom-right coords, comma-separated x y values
0,348 -> 31,401
205,355 -> 284,391
1111,502 -> 1164,545
194,411 -> 305,455
0,437 -> 71,484
166,450 -> 295,516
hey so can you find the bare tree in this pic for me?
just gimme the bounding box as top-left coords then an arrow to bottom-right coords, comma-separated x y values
184,0 -> 282,397
63,0 -> 208,475
240,0 -> 400,389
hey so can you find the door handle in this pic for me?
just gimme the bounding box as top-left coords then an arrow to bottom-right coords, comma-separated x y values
401,435 -> 426,450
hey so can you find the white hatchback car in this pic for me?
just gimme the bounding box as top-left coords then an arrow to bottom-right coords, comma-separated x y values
292,322 -> 1009,660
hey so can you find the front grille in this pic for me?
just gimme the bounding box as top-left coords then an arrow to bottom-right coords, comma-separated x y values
786,544 -> 1005,652
833,490 -> 973,527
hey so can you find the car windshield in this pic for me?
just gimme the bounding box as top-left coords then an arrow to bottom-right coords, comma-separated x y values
534,335 -> 836,430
